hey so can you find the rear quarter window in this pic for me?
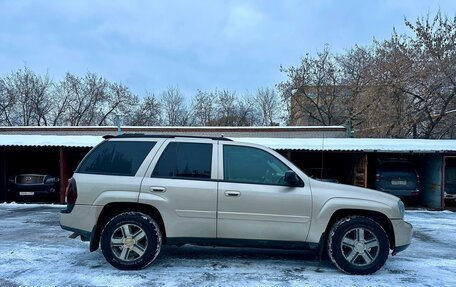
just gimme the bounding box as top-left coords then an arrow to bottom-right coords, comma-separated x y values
152,142 -> 212,179
77,141 -> 156,176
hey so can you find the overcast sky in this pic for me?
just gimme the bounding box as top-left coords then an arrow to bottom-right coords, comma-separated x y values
1,0 -> 455,97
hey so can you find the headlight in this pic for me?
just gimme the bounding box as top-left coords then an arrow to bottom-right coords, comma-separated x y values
398,200 -> 405,218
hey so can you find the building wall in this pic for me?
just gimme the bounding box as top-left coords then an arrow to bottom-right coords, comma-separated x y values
0,126 -> 347,138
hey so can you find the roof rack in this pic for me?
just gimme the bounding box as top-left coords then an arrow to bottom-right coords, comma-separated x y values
102,133 -> 232,141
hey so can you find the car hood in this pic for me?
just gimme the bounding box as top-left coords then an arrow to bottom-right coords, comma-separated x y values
309,178 -> 400,206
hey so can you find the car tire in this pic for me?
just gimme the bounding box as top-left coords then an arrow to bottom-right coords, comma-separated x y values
327,216 -> 389,275
100,212 -> 162,270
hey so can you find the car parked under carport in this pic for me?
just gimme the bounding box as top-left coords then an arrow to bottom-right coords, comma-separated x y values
8,174 -> 60,201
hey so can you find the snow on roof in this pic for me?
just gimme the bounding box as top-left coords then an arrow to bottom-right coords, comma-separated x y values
232,137 -> 456,153
0,135 -> 455,153
0,135 -> 103,147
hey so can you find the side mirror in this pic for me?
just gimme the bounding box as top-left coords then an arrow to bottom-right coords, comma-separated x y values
284,170 -> 301,187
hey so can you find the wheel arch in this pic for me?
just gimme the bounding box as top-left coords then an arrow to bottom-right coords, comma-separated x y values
322,209 -> 395,251
90,202 -> 167,252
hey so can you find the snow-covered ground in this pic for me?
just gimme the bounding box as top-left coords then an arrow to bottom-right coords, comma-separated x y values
1,203 -> 455,287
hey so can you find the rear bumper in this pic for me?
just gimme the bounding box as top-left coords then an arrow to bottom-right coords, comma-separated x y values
59,204 -> 100,239
60,223 -> 92,241
391,219 -> 413,254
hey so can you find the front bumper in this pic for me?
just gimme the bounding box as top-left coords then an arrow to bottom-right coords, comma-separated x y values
10,184 -> 59,196
391,219 -> 413,254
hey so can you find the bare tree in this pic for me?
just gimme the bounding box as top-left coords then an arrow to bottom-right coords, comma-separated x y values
0,66 -> 52,126
51,76 -> 72,126
0,77 -> 16,126
236,94 -> 259,126
214,89 -> 258,126
191,89 -> 216,126
60,73 -> 108,126
80,73 -> 110,125
401,13 -> 456,138
255,87 -> 279,125
54,72 -> 139,126
278,12 -> 456,139
214,89 -> 237,125
360,13 -> 456,138
126,92 -> 162,126
97,82 -> 138,125
278,47 -> 345,126
161,87 -> 189,126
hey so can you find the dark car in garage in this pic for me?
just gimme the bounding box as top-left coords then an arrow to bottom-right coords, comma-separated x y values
374,159 -> 420,200
8,174 -> 60,201
444,164 -> 456,203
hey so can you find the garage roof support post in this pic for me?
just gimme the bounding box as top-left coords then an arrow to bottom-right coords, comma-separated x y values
59,148 -> 70,204
420,155 -> 444,209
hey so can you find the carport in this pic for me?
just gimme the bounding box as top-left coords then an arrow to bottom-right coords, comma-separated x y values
0,135 -> 101,203
2,135 -> 456,209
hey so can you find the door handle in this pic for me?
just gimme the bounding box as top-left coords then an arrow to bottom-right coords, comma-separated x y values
225,190 -> 241,197
150,186 -> 166,192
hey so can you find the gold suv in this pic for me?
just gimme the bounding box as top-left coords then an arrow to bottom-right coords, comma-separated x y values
60,134 -> 412,275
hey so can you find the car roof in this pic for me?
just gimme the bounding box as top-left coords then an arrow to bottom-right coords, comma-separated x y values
103,133 -> 232,141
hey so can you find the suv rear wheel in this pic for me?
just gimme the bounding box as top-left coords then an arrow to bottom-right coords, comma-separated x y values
100,212 -> 162,270
328,216 -> 389,275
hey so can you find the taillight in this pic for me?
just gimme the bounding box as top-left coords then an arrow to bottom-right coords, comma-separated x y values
66,177 -> 77,204
375,173 -> 381,182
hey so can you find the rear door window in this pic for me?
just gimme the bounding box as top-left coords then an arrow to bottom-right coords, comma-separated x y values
77,141 -> 156,176
152,142 -> 212,179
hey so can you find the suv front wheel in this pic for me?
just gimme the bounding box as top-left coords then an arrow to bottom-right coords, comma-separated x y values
328,216 -> 389,275
100,212 -> 162,270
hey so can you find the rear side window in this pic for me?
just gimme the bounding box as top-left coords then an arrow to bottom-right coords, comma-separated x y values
152,142 -> 212,179
77,141 -> 156,176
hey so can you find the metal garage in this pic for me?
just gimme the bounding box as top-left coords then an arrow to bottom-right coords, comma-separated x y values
1,133 -> 456,209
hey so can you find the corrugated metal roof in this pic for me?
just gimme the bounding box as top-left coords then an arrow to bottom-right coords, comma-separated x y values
0,135 -> 103,147
232,138 -> 456,153
1,135 -> 455,153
